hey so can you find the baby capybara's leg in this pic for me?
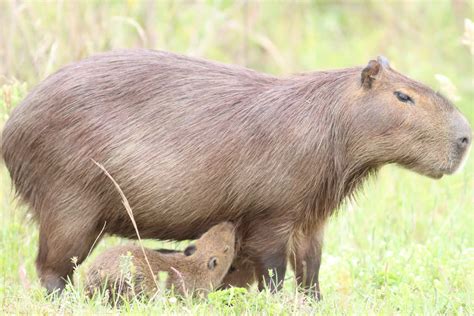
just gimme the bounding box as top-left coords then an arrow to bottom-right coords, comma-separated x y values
35,211 -> 102,294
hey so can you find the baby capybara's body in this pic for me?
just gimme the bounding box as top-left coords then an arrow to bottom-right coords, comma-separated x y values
2,50 -> 471,296
86,222 -> 235,298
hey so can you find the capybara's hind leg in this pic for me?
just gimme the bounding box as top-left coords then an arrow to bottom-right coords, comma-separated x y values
36,213 -> 102,294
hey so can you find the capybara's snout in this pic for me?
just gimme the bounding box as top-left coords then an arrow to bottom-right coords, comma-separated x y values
448,111 -> 472,174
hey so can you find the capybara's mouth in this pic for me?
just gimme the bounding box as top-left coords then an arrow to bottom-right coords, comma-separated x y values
430,166 -> 456,179
440,151 -> 471,176
428,172 -> 444,180
432,165 -> 460,179
421,165 -> 452,179
428,146 -> 471,179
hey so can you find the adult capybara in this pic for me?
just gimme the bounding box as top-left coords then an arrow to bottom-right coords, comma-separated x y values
86,222 -> 235,299
2,50 -> 471,297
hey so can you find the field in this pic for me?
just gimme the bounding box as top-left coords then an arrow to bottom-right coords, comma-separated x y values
1,1 -> 473,314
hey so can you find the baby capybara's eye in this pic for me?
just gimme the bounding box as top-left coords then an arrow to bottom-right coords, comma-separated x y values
208,257 -> 218,270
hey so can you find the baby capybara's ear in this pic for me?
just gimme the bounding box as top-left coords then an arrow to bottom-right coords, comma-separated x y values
361,59 -> 382,89
184,244 -> 196,256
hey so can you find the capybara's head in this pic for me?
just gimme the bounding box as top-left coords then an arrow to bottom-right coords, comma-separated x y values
348,56 -> 472,178
183,222 -> 236,278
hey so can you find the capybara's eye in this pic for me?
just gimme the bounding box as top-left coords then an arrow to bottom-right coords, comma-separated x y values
394,91 -> 414,104
184,245 -> 196,256
208,257 -> 218,270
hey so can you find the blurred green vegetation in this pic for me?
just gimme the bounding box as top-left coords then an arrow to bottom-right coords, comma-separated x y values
0,1 -> 473,104
0,0 -> 473,314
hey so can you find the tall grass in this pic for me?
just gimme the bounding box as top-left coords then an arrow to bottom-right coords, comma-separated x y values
0,0 -> 473,314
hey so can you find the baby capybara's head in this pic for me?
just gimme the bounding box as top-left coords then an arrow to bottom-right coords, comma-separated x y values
349,56 -> 471,178
183,222 -> 236,278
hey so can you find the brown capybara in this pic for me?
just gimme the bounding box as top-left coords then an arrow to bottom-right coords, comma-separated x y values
86,222 -> 236,299
2,50 -> 471,297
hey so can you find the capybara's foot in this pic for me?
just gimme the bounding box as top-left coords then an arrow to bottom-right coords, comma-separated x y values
39,269 -> 67,295
298,284 -> 322,301
308,288 -> 322,301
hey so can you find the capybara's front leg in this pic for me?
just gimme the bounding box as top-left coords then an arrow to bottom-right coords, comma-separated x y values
36,213 -> 102,295
254,247 -> 288,292
290,223 -> 325,300
243,219 -> 290,293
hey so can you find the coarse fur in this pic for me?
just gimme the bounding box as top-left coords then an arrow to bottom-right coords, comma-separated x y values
86,222 -> 236,299
2,49 -> 471,296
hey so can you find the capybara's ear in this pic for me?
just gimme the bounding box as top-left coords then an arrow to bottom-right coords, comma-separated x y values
184,244 -> 196,256
377,55 -> 390,68
361,59 -> 381,89
207,257 -> 218,270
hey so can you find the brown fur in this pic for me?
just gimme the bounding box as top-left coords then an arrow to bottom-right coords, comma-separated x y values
86,222 -> 235,299
2,50 -> 471,296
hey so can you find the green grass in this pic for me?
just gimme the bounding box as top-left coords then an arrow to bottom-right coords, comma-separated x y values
1,1 -> 473,314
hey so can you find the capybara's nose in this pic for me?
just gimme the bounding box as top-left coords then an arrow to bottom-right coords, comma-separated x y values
457,136 -> 470,150
454,113 -> 472,151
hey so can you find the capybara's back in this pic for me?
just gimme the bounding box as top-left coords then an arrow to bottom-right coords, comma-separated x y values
3,49 -> 471,295
2,49 -> 272,225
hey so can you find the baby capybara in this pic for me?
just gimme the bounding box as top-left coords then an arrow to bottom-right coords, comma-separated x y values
86,222 -> 235,299
2,50 -> 471,297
